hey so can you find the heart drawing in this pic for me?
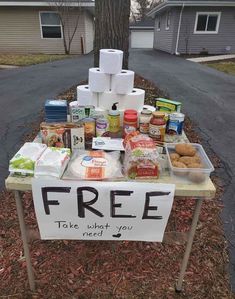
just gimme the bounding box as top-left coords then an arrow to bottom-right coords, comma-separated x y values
112,233 -> 121,238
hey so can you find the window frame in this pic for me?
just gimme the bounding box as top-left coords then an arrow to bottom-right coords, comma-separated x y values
39,11 -> 63,40
165,10 -> 171,30
194,11 -> 221,34
157,16 -> 161,31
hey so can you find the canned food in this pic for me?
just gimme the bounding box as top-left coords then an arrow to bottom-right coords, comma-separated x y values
166,112 -> 185,135
96,118 -> 108,137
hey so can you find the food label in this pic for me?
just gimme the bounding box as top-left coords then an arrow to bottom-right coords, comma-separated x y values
108,115 -> 120,133
82,151 -> 106,179
124,124 -> 136,136
166,120 -> 184,135
139,122 -> 149,134
149,124 -> 166,142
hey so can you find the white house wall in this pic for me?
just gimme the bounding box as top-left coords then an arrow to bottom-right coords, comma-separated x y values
0,7 -> 88,54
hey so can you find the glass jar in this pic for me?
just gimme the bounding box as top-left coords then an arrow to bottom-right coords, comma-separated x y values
149,112 -> 166,142
139,109 -> 152,134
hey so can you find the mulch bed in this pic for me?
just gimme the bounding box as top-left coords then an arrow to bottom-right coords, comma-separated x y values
0,75 -> 233,298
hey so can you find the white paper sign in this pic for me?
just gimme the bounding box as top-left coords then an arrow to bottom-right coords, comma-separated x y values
32,179 -> 175,242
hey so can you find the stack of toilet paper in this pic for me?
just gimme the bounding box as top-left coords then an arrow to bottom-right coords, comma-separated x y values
76,49 -> 145,112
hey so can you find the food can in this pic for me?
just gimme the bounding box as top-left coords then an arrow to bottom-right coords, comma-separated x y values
166,112 -> 185,135
96,118 -> 108,137
83,118 -> 96,149
85,105 -> 95,118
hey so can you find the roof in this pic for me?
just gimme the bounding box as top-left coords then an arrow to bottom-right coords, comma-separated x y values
130,18 -> 155,29
0,0 -> 94,7
148,0 -> 235,16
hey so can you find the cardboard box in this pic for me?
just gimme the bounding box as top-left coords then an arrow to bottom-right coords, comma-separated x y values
40,122 -> 84,151
156,98 -> 181,113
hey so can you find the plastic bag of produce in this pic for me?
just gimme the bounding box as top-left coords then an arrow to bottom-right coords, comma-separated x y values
34,147 -> 71,179
64,150 -> 123,180
123,134 -> 160,179
9,142 -> 47,175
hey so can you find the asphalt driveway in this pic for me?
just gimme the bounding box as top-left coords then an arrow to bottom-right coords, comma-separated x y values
130,49 -> 235,289
0,54 -> 93,188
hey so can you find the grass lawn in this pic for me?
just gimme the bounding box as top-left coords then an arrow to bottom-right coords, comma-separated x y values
206,59 -> 235,75
0,54 -> 72,66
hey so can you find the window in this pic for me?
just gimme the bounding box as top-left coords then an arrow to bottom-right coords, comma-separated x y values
157,16 -> 161,31
40,12 -> 62,39
194,12 -> 221,34
166,11 -> 171,30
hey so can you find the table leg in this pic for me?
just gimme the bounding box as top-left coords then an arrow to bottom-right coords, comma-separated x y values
14,190 -> 36,291
175,197 -> 203,292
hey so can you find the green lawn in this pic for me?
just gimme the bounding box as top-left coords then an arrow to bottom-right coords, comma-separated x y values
206,59 -> 235,75
0,54 -> 72,66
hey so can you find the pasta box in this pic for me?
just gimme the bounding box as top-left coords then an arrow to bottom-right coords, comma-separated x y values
156,98 -> 181,113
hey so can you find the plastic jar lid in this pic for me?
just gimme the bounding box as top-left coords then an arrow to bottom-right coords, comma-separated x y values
124,109 -> 138,116
124,114 -> 138,122
152,111 -> 166,118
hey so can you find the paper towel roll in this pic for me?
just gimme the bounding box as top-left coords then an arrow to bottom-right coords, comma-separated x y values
77,85 -> 98,106
89,68 -> 111,92
99,91 -> 124,110
120,88 -> 145,111
99,49 -> 123,74
111,70 -> 135,94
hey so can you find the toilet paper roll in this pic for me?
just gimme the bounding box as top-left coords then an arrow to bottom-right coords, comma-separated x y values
88,68 -> 111,92
111,70 -> 135,94
77,85 -> 98,106
99,49 -> 123,74
99,91 -> 124,110
120,88 -> 145,111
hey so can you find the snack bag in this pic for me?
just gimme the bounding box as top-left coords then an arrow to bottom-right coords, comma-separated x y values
123,134 -> 160,179
9,143 -> 47,175
34,147 -> 71,179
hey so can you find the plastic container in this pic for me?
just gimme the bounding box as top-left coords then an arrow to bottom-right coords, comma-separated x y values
123,112 -> 138,138
165,143 -> 214,183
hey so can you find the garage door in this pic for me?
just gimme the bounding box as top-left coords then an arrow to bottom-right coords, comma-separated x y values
131,31 -> 154,49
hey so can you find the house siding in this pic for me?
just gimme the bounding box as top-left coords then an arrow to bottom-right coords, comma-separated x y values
153,9 -> 178,54
0,7 -> 87,54
177,6 -> 235,54
84,11 -> 94,54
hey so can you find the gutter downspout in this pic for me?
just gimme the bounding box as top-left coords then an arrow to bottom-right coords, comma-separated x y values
175,3 -> 184,55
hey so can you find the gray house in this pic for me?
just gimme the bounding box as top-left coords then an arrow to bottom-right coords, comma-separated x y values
0,0 -> 94,55
148,0 -> 235,55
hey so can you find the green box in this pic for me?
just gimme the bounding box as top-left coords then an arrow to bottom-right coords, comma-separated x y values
156,98 -> 182,113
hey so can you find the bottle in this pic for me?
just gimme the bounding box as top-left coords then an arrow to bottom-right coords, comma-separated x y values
139,109 -> 152,134
123,110 -> 138,138
149,112 -> 166,142
108,102 -> 120,135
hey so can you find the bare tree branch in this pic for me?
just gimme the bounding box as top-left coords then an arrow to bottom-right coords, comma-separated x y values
47,0 -> 81,54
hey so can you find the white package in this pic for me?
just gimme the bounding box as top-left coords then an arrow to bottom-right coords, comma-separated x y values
34,147 -> 71,179
77,85 -> 98,106
9,142 -> 47,175
99,49 -> 123,74
99,91 -> 124,110
88,68 -> 111,92
64,150 -> 123,180
119,88 -> 145,110
111,70 -> 135,94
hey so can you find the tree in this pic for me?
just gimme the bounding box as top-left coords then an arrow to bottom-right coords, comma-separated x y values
135,0 -> 151,20
48,0 -> 81,54
94,0 -> 130,69
132,0 -> 160,20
